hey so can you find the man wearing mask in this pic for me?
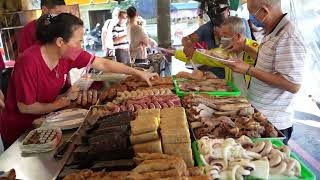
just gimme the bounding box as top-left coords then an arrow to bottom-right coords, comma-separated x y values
220,16 -> 258,96
112,10 -> 130,64
182,0 -> 230,57
18,0 -> 66,54
182,0 -> 230,78
224,0 -> 306,144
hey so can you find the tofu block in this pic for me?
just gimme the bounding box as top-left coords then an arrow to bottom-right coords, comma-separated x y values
135,116 -> 160,127
131,119 -> 158,135
161,108 -> 186,118
130,131 -> 159,145
138,109 -> 160,117
161,131 -> 191,144
161,119 -> 187,129
133,139 -> 162,154
163,142 -> 192,155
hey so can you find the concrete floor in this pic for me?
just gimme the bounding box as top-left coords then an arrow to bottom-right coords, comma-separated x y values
289,96 -> 320,178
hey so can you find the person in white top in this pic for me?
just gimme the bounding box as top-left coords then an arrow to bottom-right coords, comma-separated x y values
127,6 -> 153,64
112,11 -> 130,64
102,8 -> 120,57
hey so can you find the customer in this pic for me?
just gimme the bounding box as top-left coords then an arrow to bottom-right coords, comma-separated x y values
219,16 -> 258,96
182,0 -> 230,59
0,13 -> 158,146
101,8 -> 121,57
224,0 -> 306,144
127,6 -> 152,64
112,10 -> 130,64
181,0 -> 230,78
18,0 -> 66,54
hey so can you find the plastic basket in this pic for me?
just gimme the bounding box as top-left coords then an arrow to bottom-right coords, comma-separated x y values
192,140 -> 316,180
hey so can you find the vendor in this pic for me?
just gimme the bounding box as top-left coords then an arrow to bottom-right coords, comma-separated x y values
0,13 -> 158,146
18,0 -> 66,54
223,0 -> 306,144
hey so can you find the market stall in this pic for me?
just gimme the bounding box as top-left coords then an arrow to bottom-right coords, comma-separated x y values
0,64 -> 316,180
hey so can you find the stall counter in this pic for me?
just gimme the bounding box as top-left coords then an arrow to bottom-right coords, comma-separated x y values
0,130 -> 75,180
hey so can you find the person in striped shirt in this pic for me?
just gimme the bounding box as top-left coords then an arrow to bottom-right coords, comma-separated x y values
224,0 -> 306,144
112,10 -> 130,64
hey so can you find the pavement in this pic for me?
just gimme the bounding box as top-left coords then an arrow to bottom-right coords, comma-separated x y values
289,95 -> 320,178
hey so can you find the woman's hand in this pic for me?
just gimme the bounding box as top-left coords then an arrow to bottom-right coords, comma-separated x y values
53,97 -> 71,109
0,90 -> 5,110
75,89 -> 98,106
136,71 -> 159,87
223,58 -> 250,74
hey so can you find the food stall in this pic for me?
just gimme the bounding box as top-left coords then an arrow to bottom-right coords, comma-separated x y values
0,64 -> 317,179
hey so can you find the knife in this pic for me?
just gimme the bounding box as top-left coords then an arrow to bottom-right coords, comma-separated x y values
54,131 -> 79,159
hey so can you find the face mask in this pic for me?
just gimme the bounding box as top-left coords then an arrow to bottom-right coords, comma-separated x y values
220,35 -> 235,48
62,46 -> 84,61
250,8 -> 266,28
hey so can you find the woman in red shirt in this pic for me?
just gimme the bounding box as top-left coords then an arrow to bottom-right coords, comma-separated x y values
0,13 -> 157,146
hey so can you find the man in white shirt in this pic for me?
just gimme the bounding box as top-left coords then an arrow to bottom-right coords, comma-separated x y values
224,0 -> 306,144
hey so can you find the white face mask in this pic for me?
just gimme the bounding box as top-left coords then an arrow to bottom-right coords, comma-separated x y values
220,35 -> 235,48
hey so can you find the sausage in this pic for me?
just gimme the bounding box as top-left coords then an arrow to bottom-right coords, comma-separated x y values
148,103 -> 156,109
154,101 -> 162,109
120,105 -> 127,112
113,106 -> 121,113
159,101 -> 168,108
134,104 -> 143,111
166,100 -> 175,108
140,103 -> 148,109
128,104 -> 135,112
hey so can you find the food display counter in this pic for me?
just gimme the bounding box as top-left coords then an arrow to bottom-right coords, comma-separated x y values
0,67 -> 316,180
0,131 -> 75,180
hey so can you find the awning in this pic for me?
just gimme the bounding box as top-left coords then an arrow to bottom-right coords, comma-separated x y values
64,0 -> 114,5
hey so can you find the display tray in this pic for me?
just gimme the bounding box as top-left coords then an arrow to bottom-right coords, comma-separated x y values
172,75 -> 241,97
192,140 -> 316,180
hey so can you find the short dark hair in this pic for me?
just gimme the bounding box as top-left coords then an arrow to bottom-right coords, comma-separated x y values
41,0 -> 65,8
119,10 -> 127,17
127,6 -> 137,19
36,13 -> 83,44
